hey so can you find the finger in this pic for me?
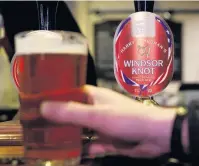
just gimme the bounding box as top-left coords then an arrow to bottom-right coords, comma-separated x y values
121,143 -> 162,158
88,143 -> 119,156
89,144 -> 107,155
41,101 -> 110,130
88,143 -> 161,158
83,85 -> 133,105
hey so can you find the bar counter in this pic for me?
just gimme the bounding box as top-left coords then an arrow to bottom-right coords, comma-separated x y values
0,121 -> 97,166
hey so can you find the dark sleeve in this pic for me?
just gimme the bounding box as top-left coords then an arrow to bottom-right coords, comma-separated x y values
188,101 -> 199,166
0,1 -> 97,86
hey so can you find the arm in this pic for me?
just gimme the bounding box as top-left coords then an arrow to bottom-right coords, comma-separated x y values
155,105 -> 199,165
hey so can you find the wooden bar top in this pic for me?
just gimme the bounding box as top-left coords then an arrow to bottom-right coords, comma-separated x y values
0,120 -> 97,165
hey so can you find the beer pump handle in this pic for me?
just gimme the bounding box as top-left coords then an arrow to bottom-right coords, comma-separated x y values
134,0 -> 154,12
133,1 -> 159,105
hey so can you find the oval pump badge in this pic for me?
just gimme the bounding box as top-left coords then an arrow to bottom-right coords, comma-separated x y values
114,12 -> 174,98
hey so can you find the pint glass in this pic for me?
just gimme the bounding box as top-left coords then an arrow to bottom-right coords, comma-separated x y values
11,30 -> 88,166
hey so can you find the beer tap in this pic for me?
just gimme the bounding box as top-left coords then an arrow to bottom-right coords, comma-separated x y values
133,1 -> 183,166
113,0 -> 180,164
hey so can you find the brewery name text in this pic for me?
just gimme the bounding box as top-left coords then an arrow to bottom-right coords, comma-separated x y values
120,39 -> 167,54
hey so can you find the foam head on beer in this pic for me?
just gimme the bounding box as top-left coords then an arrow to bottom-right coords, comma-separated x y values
15,30 -> 88,55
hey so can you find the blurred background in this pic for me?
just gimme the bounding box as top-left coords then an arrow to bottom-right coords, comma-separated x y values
71,1 -> 199,106
1,1 -> 199,121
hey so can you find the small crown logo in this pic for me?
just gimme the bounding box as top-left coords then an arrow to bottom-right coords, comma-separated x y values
137,45 -> 151,58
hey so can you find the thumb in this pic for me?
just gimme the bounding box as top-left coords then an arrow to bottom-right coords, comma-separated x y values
41,101 -> 109,130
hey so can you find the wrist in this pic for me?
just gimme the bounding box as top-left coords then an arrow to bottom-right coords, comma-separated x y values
169,106 -> 189,162
148,106 -> 176,154
148,106 -> 189,157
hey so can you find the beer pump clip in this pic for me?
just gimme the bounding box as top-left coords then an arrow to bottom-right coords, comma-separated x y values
113,0 -> 174,104
113,1 -> 188,165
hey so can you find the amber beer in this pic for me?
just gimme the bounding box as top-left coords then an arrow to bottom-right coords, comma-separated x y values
11,30 -> 88,166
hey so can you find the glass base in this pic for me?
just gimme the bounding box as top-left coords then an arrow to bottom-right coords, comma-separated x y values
27,157 -> 81,166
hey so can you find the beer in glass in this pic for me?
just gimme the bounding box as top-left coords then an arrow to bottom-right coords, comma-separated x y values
11,30 -> 88,166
